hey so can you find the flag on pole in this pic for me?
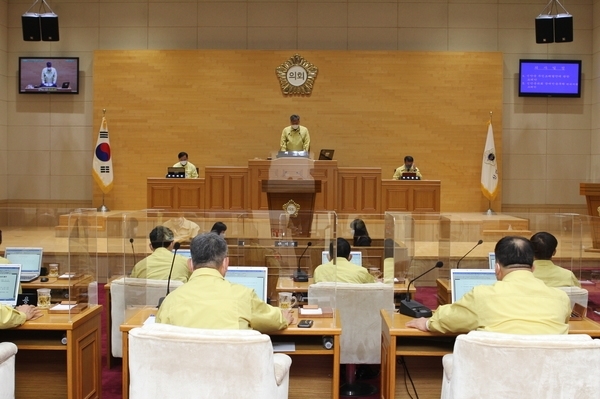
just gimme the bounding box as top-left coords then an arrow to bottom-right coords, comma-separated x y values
481,121 -> 498,201
92,116 -> 113,194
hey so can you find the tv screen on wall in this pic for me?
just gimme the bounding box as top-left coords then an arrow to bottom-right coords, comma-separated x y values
518,59 -> 581,98
19,57 -> 79,94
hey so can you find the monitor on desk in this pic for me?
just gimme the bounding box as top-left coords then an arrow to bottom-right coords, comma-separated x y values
225,266 -> 268,302
0,264 -> 22,307
450,269 -> 497,303
176,249 -> 191,258
488,252 -> 496,269
321,250 -> 362,266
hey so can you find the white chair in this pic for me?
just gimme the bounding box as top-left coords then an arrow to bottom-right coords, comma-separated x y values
441,330 -> 600,399
128,323 -> 292,399
0,342 -> 17,399
556,286 -> 589,309
110,277 -> 183,358
308,282 -> 394,396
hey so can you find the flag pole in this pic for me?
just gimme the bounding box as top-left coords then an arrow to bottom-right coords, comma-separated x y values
485,111 -> 495,215
96,109 -> 110,212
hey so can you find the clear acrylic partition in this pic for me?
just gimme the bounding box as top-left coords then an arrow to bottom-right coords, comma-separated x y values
66,208 -> 99,320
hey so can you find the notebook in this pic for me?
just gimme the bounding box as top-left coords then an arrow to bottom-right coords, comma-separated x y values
4,247 -> 43,282
450,269 -> 497,303
318,149 -> 335,160
321,250 -> 363,266
0,264 -> 22,307
225,266 -> 268,302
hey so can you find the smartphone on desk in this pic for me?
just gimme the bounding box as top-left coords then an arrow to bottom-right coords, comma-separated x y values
298,319 -> 313,328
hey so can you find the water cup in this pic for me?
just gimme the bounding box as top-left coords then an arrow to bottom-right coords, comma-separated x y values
278,292 -> 297,309
48,263 -> 59,278
37,288 -> 51,308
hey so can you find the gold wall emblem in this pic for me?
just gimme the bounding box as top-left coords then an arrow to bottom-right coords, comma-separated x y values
276,54 -> 318,95
283,199 -> 300,217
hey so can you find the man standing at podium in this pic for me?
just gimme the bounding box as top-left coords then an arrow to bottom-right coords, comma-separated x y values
393,155 -> 422,179
280,114 -> 310,152
173,151 -> 198,178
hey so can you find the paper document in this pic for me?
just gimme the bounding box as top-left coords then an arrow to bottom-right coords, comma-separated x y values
51,304 -> 76,311
273,342 -> 295,352
300,308 -> 323,316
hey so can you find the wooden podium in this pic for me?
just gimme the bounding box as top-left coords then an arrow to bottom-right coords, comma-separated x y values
262,179 -> 322,237
581,182 -> 600,249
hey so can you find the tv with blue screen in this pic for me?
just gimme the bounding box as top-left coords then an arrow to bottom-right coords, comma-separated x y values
19,57 -> 79,94
519,59 -> 581,98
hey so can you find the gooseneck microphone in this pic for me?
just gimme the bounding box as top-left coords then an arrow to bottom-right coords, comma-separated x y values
456,240 -> 483,269
294,241 -> 312,282
399,261 -> 444,318
158,242 -> 180,308
129,238 -> 137,266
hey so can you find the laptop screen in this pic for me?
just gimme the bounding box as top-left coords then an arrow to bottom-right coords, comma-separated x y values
4,247 -> 43,274
225,266 -> 269,302
0,264 -> 22,306
321,250 -> 362,266
450,269 -> 497,303
176,249 -> 191,258
318,149 -> 334,160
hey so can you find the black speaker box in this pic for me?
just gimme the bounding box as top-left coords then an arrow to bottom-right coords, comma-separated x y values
554,14 -> 573,43
21,13 -> 41,41
40,13 -> 59,41
535,16 -> 554,44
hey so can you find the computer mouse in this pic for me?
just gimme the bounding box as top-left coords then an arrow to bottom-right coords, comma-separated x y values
40,277 -> 49,282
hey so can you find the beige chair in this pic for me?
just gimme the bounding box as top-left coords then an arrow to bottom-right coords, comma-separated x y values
441,330 -> 600,399
556,286 -> 589,309
128,323 -> 292,399
308,282 -> 394,396
0,342 -> 17,399
110,277 -> 183,358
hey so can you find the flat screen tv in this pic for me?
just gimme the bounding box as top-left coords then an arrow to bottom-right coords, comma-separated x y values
518,59 -> 581,98
19,57 -> 79,94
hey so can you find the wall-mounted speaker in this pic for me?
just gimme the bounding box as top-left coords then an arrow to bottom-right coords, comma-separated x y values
554,14 -> 573,43
535,16 -> 554,44
21,13 -> 41,41
40,13 -> 59,41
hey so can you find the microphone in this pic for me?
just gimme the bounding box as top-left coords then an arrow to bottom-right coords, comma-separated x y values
294,241 -> 312,282
129,238 -> 137,266
399,261 -> 444,318
456,240 -> 483,269
158,242 -> 181,308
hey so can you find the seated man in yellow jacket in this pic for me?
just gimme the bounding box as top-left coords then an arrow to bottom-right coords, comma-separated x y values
530,231 -> 581,287
156,233 -> 293,333
1,304 -> 42,329
130,226 -> 191,282
313,238 -> 375,284
407,236 -> 571,335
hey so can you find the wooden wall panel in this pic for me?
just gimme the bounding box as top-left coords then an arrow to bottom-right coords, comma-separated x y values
93,51 -> 502,212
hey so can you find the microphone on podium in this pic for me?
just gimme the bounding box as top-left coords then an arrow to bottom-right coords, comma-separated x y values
399,261 -> 444,318
456,240 -> 483,269
157,242 -> 181,308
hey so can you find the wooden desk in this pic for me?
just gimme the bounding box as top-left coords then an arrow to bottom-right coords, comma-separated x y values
22,275 -> 94,303
276,276 -> 416,295
0,305 -> 102,399
380,310 -> 600,399
120,307 -> 342,399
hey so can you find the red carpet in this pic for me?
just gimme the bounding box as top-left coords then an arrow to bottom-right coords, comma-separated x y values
99,284 -> 122,399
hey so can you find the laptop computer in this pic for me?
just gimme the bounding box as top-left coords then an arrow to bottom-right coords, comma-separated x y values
321,250 -> 363,266
225,266 -> 269,302
61,82 -> 70,88
318,149 -> 335,160
401,172 -> 420,180
176,249 -> 191,258
4,247 -> 44,282
0,264 -> 22,307
450,269 -> 497,303
166,167 -> 185,178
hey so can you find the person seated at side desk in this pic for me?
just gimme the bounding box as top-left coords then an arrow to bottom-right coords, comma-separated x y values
314,238 -> 375,284
1,305 -> 42,329
530,231 -> 581,288
406,236 -> 571,335
393,155 -> 422,180
156,233 -> 293,333
350,219 -> 371,247
130,226 -> 191,282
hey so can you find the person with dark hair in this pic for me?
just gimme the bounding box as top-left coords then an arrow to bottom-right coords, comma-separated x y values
530,232 -> 580,287
313,238 -> 375,284
406,236 -> 571,335
156,233 -> 293,332
211,221 -> 227,236
130,226 -> 191,282
173,151 -> 198,178
393,155 -> 422,179
280,114 -> 310,152
350,218 -> 371,247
